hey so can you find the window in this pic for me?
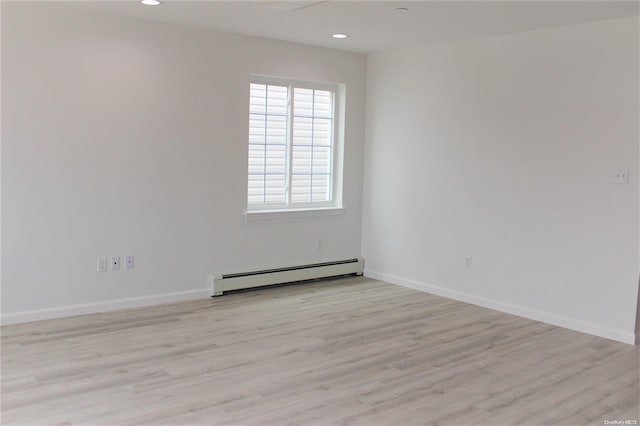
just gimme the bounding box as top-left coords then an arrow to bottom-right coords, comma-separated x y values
247,76 -> 342,212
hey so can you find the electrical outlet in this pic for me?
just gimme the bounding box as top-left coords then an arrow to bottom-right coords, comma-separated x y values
125,255 -> 134,270
97,257 -> 107,272
316,240 -> 324,251
110,256 -> 121,271
610,169 -> 629,185
465,256 -> 472,269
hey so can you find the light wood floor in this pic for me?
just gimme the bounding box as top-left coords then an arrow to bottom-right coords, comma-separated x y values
1,277 -> 638,425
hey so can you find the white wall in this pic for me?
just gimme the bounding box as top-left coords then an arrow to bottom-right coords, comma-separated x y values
3,4 -> 638,346
1,3 -> 366,321
362,17 -> 639,344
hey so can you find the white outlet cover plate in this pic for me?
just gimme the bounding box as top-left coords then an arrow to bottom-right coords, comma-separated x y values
125,255 -> 134,269
97,257 -> 107,272
110,256 -> 121,271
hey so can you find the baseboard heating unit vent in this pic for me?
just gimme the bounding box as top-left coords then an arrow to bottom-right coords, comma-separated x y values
211,257 -> 364,296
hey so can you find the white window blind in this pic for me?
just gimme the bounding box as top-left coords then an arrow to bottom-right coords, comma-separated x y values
248,79 -> 336,210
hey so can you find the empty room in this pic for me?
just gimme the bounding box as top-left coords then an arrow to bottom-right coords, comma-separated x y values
1,1 -> 639,425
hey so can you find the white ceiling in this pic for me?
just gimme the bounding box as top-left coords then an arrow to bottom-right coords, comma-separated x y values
79,1 -> 639,53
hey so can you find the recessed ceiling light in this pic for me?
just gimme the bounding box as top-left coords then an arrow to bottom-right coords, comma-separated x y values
332,33 -> 348,39
141,0 -> 161,5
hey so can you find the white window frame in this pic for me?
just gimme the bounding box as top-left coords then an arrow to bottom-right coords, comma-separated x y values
246,75 -> 344,215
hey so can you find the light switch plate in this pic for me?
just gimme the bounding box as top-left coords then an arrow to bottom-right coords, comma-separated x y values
611,169 -> 629,185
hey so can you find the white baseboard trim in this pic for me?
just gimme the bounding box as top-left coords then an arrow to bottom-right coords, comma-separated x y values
0,289 -> 210,326
365,269 -> 637,345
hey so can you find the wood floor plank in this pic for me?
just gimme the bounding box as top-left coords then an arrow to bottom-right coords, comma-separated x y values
2,277 -> 638,425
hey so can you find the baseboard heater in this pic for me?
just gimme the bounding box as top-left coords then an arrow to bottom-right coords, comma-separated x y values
211,257 -> 364,296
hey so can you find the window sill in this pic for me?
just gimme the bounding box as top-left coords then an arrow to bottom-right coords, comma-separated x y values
244,207 -> 347,221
